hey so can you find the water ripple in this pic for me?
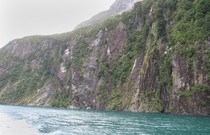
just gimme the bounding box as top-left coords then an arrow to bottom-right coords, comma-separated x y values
0,105 -> 210,135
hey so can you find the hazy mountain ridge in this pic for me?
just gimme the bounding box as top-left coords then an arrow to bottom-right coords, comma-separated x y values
0,0 -> 210,116
75,0 -> 141,29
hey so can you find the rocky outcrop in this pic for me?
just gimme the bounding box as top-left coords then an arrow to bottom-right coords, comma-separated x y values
171,40 -> 210,115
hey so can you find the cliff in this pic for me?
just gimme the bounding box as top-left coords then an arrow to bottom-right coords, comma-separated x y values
0,0 -> 209,116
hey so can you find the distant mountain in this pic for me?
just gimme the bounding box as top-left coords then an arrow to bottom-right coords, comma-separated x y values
75,0 -> 140,29
110,0 -> 141,12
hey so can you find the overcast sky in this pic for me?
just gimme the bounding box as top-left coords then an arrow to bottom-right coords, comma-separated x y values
0,0 -> 116,48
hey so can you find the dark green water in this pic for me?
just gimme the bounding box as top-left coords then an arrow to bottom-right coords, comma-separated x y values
0,105 -> 210,135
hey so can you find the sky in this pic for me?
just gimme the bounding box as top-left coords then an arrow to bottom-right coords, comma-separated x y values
0,0 -> 116,48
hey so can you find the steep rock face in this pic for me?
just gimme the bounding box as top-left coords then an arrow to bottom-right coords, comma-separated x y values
0,0 -> 209,116
172,41 -> 210,115
0,36 -> 67,105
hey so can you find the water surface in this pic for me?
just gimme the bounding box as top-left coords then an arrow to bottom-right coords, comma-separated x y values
0,105 -> 210,135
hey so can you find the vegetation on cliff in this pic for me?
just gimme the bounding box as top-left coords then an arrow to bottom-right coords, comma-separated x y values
0,0 -> 209,115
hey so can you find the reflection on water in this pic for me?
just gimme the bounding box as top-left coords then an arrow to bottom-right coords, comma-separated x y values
0,105 -> 210,135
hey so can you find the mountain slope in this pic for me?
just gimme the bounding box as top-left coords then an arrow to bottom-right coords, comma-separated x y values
0,0 -> 210,116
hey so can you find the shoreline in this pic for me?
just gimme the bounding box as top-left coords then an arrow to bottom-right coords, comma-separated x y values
0,112 -> 39,135
1,104 -> 210,117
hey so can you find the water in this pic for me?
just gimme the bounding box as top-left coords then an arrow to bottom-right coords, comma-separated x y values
0,105 -> 210,135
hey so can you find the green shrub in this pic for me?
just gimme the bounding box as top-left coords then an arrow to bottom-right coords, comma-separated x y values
72,40 -> 90,67
180,84 -> 209,97
51,99 -> 70,108
171,0 -> 210,45
107,89 -> 123,110
51,90 -> 71,108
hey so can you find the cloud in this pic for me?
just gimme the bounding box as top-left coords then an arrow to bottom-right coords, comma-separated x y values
0,0 -> 115,48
